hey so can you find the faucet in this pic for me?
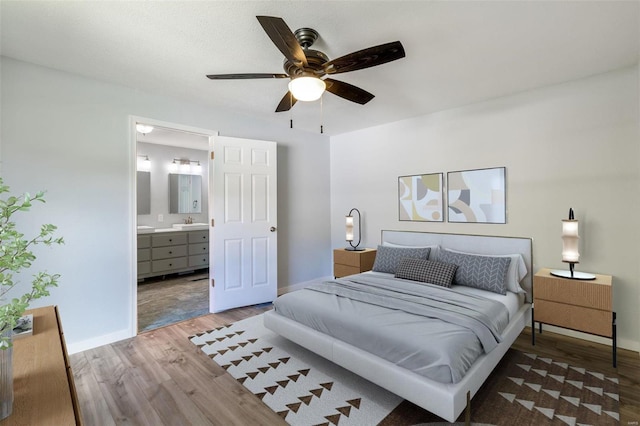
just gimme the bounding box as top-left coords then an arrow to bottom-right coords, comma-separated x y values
185,216 -> 193,224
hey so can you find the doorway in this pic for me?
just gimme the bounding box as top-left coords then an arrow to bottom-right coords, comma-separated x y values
133,118 -> 214,333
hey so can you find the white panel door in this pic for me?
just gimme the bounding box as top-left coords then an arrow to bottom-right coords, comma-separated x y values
211,136 -> 277,312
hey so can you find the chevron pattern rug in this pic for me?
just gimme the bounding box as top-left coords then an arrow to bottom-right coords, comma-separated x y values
189,315 -> 620,426
189,315 -> 402,425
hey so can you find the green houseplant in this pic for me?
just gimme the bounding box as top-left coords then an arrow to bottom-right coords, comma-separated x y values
0,177 -> 63,419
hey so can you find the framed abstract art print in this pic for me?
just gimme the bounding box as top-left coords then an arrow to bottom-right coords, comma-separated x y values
398,173 -> 444,222
447,167 -> 506,224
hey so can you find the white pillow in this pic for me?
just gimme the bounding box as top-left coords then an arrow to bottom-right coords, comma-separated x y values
440,248 -> 527,294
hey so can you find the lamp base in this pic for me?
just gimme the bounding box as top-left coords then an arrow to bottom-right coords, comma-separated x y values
345,247 -> 365,251
549,269 -> 596,280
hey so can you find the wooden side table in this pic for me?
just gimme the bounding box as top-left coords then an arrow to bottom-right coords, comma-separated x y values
0,306 -> 81,425
333,248 -> 377,278
532,268 -> 616,367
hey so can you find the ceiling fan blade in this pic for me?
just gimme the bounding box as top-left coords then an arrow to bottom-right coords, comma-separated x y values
324,78 -> 374,105
257,16 -> 308,68
275,91 -> 297,112
323,41 -> 405,75
206,73 -> 289,80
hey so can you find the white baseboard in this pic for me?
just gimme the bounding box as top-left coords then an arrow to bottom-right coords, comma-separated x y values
68,276 -> 331,354
67,328 -> 133,355
278,276 -> 333,295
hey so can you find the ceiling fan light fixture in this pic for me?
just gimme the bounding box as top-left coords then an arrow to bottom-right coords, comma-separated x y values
288,76 -> 326,102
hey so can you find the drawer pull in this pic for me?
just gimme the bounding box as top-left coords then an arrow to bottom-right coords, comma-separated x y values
169,251 -> 172,254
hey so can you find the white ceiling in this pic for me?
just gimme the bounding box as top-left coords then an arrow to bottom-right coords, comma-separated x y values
2,1 -> 638,136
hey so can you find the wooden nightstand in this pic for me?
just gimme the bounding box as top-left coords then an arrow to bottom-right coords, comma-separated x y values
333,248 -> 377,278
533,268 -> 616,366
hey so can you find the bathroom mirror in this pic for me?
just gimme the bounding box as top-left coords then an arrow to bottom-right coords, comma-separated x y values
137,171 -> 151,215
169,173 -> 202,214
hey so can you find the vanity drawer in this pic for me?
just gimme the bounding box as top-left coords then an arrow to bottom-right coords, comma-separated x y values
138,261 -> 151,275
152,233 -> 187,247
152,245 -> 187,260
189,230 -> 209,243
189,242 -> 209,255
152,257 -> 188,273
189,254 -> 209,268
137,235 -> 151,249
137,248 -> 150,262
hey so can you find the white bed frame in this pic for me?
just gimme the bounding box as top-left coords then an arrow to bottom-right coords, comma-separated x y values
263,230 -> 533,422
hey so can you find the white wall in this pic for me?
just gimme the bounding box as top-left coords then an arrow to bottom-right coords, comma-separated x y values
330,66 -> 640,351
0,57 -> 332,352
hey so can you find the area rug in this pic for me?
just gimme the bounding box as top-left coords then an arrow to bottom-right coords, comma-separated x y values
189,315 -> 620,426
190,315 -> 402,425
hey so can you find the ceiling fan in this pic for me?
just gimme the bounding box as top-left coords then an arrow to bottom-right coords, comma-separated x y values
206,16 -> 406,112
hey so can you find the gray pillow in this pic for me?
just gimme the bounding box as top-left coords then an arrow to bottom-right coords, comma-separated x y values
436,250 -> 511,295
372,245 -> 431,274
395,258 -> 458,288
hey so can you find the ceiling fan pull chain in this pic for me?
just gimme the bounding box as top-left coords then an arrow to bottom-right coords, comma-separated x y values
290,92 -> 294,129
320,95 -> 324,134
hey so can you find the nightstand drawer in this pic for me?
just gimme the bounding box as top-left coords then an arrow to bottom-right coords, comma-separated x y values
333,248 -> 377,278
536,299 -> 613,337
334,264 -> 362,278
334,250 -> 361,267
535,272 -> 612,310
334,249 -> 377,268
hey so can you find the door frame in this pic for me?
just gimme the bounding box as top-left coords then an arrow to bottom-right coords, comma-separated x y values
129,116 -> 217,337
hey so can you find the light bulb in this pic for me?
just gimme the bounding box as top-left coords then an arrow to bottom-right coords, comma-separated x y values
288,77 -> 326,102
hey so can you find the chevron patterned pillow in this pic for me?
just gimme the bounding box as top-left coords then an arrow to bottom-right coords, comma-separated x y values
436,250 -> 511,294
372,245 -> 431,274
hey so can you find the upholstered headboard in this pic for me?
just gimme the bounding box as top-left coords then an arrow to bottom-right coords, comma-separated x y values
380,230 -> 534,303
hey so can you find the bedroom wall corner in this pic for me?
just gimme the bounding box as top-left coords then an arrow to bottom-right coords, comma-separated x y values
329,66 -> 640,352
0,57 -> 333,352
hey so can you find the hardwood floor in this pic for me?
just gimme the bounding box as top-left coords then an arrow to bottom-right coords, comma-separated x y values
71,307 -> 640,425
71,305 -> 285,426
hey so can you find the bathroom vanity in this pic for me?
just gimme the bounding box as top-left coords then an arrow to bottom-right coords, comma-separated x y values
137,229 -> 209,280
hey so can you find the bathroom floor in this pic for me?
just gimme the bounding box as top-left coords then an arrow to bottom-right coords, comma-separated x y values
137,269 -> 209,332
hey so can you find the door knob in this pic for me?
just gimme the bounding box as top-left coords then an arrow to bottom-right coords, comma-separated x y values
270,227 -> 277,232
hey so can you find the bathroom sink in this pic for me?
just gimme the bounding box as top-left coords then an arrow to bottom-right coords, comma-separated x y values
137,225 -> 155,234
172,223 -> 209,231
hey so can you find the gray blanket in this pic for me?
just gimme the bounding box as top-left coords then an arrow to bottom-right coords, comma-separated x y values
273,274 -> 510,383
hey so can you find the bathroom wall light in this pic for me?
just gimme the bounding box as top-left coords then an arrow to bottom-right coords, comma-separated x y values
169,158 -> 201,175
137,155 -> 151,172
136,124 -> 154,135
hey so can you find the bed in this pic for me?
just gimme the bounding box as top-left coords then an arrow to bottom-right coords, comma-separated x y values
263,230 -> 533,422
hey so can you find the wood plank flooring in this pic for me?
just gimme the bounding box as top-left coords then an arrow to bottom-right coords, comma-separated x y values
71,307 -> 640,425
71,305 -> 285,426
